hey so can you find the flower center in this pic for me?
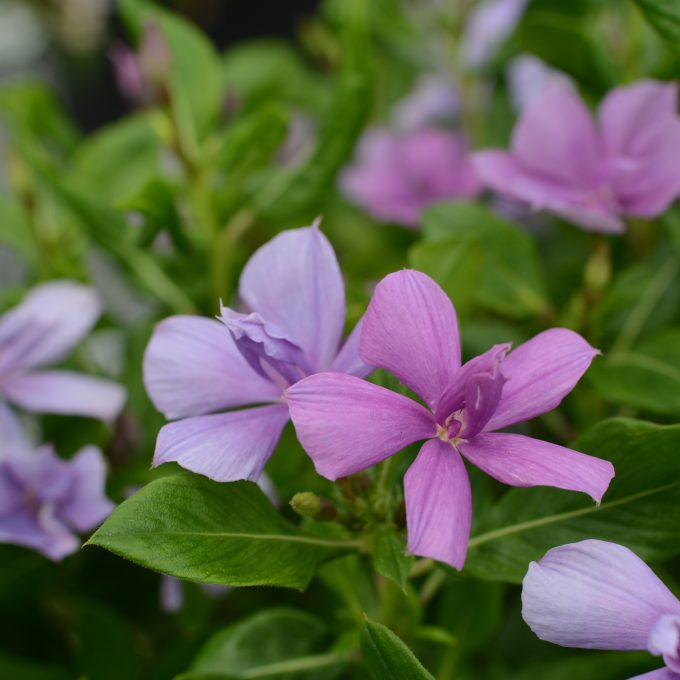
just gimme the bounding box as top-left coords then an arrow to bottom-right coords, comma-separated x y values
436,410 -> 467,445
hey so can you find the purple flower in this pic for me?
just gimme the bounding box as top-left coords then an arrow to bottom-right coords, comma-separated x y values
143,223 -> 371,482
340,127 -> 482,228
522,540 -> 680,679
0,281 -> 126,421
474,80 -> 680,233
460,0 -> 529,69
392,75 -> 459,132
0,404 -> 114,560
286,270 -> 614,569
505,54 -> 572,112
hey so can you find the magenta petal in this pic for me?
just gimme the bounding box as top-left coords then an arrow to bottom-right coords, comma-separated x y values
59,446 -> 114,532
0,281 -> 101,374
153,405 -> 289,482
3,371 -> 126,421
360,270 -> 461,410
404,439 -> 472,570
239,224 -> 345,372
522,540 -> 680,651
329,319 -> 373,379
460,433 -> 614,502
143,316 -> 279,420
286,372 -> 435,481
485,328 -> 599,432
512,82 -> 606,186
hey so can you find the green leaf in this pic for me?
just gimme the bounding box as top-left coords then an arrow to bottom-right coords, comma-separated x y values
373,526 -> 413,592
88,475 -> 359,590
589,329 -> 680,414
634,0 -> 680,52
421,202 -> 550,318
0,652 -> 69,680
465,418 -> 680,582
361,620 -> 435,680
181,608 -> 345,680
72,114 -> 162,203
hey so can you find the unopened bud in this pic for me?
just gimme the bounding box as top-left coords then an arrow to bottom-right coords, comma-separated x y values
290,492 -> 337,520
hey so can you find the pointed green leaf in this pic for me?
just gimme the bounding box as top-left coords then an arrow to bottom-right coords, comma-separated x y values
373,526 -> 413,592
89,475 -> 359,590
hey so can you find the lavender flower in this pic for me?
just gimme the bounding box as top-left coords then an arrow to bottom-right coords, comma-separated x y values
505,54 -> 572,112
340,127 -> 482,228
143,223 -> 371,482
286,270 -> 614,569
522,540 -> 680,679
474,80 -> 680,233
0,282 -> 126,421
392,75 -> 459,132
0,404 -> 114,560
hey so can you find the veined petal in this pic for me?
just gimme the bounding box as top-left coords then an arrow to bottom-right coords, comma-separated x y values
3,371 -> 126,421
239,224 -> 345,372
0,281 -> 101,375
485,328 -> 598,432
329,318 -> 373,379
286,372 -> 434,481
143,316 -> 280,420
512,82 -> 606,187
59,446 -> 114,532
404,439 -> 472,570
522,540 -> 680,651
153,404 -> 289,482
460,433 -> 614,503
360,270 -> 461,411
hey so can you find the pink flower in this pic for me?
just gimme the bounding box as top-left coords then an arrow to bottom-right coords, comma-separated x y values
474,80 -> 680,233
286,270 -> 614,569
340,127 -> 482,228
523,540 -> 680,679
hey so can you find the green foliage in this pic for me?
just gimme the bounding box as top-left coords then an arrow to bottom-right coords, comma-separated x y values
634,0 -> 680,52
89,475 -> 359,589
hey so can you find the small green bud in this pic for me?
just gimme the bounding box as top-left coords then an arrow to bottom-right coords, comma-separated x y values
290,492 -> 337,520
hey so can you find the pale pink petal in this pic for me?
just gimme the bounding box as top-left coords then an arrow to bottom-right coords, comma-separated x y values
404,438 -> 472,569
648,615 -> 680,673
629,669 -> 679,680
59,446 -> 114,532
3,371 -> 126,421
512,82 -> 606,187
239,224 -> 345,372
485,328 -> 599,432
153,405 -> 289,482
522,540 -> 680,650
329,319 -> 373,378
360,270 -> 460,410
286,372 -> 435,481
460,433 -> 614,503
143,316 -> 279,420
0,281 -> 101,374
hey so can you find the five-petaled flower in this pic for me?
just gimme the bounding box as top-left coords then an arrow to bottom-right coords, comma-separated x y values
0,404 -> 114,560
474,79 -> 680,233
522,539 -> 680,680
286,269 -> 615,569
0,281 -> 126,422
143,222 -> 371,482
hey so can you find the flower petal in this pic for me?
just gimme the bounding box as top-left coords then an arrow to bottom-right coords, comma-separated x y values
329,318 -> 373,379
143,316 -> 280,420
153,404 -> 289,482
460,432 -> 614,503
239,224 -> 345,372
59,446 -> 114,532
286,372 -> 435,481
629,668 -> 679,680
360,270 -> 461,410
404,438 -> 472,569
0,281 -> 101,375
3,371 -> 126,421
0,403 -> 32,459
512,82 -> 606,187
647,615 -> 680,673
485,328 -> 598,432
522,540 -> 680,651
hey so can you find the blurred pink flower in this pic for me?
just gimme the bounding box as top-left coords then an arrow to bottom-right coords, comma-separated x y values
340,127 -> 482,228
474,80 -> 680,233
